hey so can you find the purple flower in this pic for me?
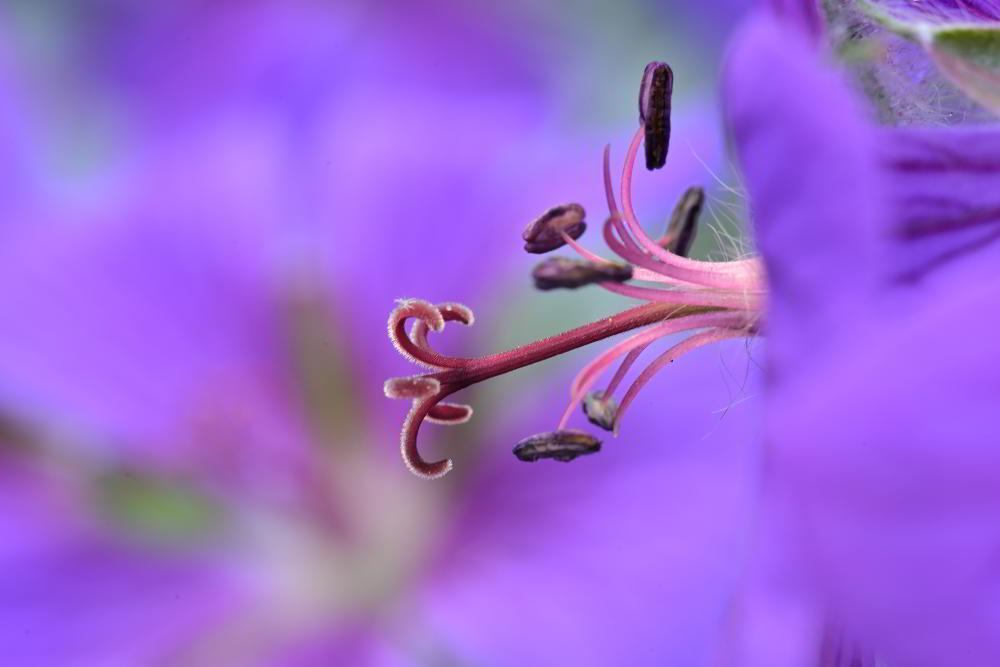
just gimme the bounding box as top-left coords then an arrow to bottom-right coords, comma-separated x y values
719,3 -> 1000,665
0,217 -> 760,665
380,1 -> 1000,665
385,81 -> 764,479
0,2 -> 760,665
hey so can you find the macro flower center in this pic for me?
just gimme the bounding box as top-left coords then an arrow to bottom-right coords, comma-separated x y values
386,61 -> 766,479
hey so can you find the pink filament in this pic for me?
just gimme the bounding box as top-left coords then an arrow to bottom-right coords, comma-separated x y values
613,326 -> 745,432
603,143 -> 620,217
600,281 -> 761,310
619,126 -> 761,289
560,230 -> 610,264
559,310 -> 749,428
603,344 -> 649,399
560,230 -> 678,285
603,213 -> 653,266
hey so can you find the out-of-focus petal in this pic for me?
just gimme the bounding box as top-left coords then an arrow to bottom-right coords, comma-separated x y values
713,478 -> 825,667
771,274 -> 1000,667
419,341 -> 762,666
0,456 -> 243,666
0,220 -> 315,505
880,125 -> 1000,285
727,7 -> 1000,666
0,3 -> 753,666
724,11 -> 884,371
766,0 -> 824,38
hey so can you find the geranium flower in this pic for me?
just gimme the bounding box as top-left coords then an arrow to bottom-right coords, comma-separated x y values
722,2 -> 1000,666
384,2 -> 1000,666
0,2 -> 762,665
384,65 -> 765,478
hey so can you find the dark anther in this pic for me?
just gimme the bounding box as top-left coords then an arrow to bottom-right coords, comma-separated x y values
532,257 -> 633,291
513,430 -> 602,463
638,61 -> 673,171
582,391 -> 617,431
522,204 -> 587,254
662,186 -> 704,257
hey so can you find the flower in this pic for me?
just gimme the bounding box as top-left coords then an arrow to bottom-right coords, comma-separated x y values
719,2 -> 1000,665
383,1 -> 1000,666
385,77 -> 765,479
0,2 -> 763,665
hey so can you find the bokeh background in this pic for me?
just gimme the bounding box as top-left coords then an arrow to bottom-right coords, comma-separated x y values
0,1 -> 765,665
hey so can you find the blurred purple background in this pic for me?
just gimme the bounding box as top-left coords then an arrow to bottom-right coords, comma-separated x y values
0,1 -> 764,665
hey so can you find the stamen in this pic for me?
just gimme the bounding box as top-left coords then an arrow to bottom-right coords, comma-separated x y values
513,430 -> 602,463
599,281 -> 762,310
613,326 -> 747,433
638,61 -> 673,170
600,214 -> 702,289
582,342 -> 651,431
386,60 -> 765,479
559,309 -> 749,429
619,126 -> 763,289
523,203 -> 587,254
560,229 -> 613,264
660,186 -> 704,257
558,225 -> 698,288
596,146 -> 701,285
606,210 -> 650,260
560,223 -> 693,286
602,345 -> 649,398
532,256 -> 633,290
603,143 -> 621,216
582,391 -> 617,430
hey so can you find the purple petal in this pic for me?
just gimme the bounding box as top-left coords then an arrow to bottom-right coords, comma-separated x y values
766,0 -> 824,37
0,459 -> 244,666
880,125 -> 1000,285
727,7 -> 1000,665
770,274 -> 1000,667
0,220 -> 318,505
419,341 -> 763,665
713,479 -> 825,667
723,11 -> 885,369
0,4 -> 755,666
